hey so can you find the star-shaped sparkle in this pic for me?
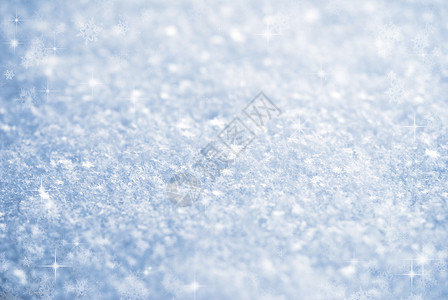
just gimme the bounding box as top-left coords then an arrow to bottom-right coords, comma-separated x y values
80,71 -> 103,96
400,112 -> 428,142
397,259 -> 424,294
38,81 -> 59,102
257,23 -> 280,49
184,272 -> 207,300
46,33 -> 65,55
40,249 -> 71,281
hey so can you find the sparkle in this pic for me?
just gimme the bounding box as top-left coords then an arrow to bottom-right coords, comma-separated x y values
347,257 -> 363,265
10,39 -> 18,47
344,251 -> 368,268
6,37 -> 21,55
288,117 -> 311,144
81,71 -> 103,96
120,87 -> 148,129
415,254 -> 443,276
25,176 -> 57,208
46,33 -> 65,55
67,233 -> 86,252
40,249 -> 71,281
313,64 -> 331,89
397,260 -> 423,294
400,112 -> 428,142
11,9 -> 23,31
39,81 -> 59,102
257,23 -> 280,49
5,9 -> 23,55
184,272 -> 207,300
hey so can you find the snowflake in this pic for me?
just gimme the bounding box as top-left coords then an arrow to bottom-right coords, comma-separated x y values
386,72 -> 405,104
34,274 -> 55,300
21,38 -> 48,68
78,19 -> 102,44
77,248 -> 94,264
386,82 -> 404,104
413,33 -> 429,54
375,23 -> 401,56
4,69 -> 14,80
386,71 -> 397,81
0,285 -> 20,300
15,87 -> 39,108
379,23 -> 401,42
22,256 -> 32,267
117,273 -> 150,299
65,279 -> 89,297
25,273 -> 51,298
74,279 -> 89,297
114,17 -> 129,35
64,282 -> 75,293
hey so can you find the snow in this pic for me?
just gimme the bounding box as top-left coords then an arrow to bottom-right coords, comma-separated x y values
1,0 -> 448,299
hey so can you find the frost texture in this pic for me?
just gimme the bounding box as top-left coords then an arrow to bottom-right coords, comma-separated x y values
0,0 -> 448,299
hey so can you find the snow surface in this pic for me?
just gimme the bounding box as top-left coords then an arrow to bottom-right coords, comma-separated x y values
1,0 -> 448,299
